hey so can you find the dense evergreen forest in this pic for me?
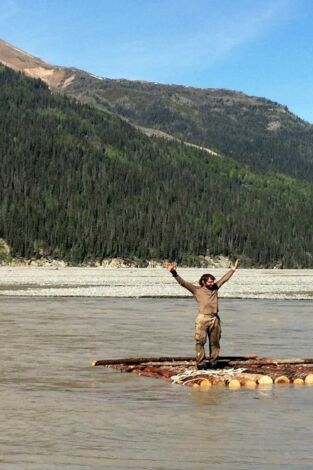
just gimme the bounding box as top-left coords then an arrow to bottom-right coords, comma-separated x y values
1,66 -> 313,267
65,77 -> 313,182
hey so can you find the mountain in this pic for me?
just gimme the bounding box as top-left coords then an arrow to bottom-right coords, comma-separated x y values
0,65 -> 313,267
0,38 -> 75,88
1,38 -> 313,182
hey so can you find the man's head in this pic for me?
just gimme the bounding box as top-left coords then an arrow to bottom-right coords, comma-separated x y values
199,273 -> 216,289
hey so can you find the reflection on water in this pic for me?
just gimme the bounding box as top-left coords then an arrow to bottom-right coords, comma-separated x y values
0,297 -> 313,469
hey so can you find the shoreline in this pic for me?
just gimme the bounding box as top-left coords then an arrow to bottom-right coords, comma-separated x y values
0,266 -> 312,299
0,252 -> 287,269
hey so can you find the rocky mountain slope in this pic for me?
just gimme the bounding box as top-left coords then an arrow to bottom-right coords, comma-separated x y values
1,38 -> 313,181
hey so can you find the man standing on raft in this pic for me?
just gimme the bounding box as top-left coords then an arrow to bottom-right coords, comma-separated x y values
165,260 -> 240,369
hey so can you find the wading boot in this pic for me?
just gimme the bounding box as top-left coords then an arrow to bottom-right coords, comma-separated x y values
196,362 -> 207,370
208,361 -> 218,370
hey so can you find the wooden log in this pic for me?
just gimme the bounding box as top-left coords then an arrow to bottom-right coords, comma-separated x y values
228,379 -> 241,389
92,355 -> 313,367
91,355 -> 262,367
212,379 -> 225,387
92,356 -> 195,366
200,379 -> 212,390
228,358 -> 313,367
293,378 -> 305,385
274,375 -> 290,384
305,374 -> 313,384
258,375 -> 273,386
235,372 -> 263,383
243,380 -> 257,389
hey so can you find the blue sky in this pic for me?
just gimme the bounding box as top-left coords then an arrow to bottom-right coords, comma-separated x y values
1,0 -> 313,123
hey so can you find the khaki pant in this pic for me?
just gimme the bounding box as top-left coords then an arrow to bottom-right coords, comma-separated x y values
194,314 -> 221,365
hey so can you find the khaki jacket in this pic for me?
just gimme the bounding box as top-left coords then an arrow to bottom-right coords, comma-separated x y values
174,269 -> 235,316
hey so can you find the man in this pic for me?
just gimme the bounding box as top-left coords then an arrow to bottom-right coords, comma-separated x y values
165,259 -> 240,369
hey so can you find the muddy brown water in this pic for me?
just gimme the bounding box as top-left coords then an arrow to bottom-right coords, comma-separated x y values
0,297 -> 313,469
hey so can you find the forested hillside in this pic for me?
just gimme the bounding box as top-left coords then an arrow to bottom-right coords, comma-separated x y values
1,66 -> 313,267
64,76 -> 313,182
1,39 -> 313,183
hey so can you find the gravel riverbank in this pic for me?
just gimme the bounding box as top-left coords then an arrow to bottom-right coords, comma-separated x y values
0,267 -> 312,298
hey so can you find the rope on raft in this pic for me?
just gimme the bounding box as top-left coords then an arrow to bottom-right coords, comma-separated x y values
171,367 -> 247,385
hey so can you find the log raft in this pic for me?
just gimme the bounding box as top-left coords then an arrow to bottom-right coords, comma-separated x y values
92,355 -> 313,389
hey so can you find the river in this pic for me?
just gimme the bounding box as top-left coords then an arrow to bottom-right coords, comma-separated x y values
0,281 -> 312,468
0,267 -> 313,470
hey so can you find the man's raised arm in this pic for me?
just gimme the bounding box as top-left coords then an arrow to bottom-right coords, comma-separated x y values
216,259 -> 240,288
164,262 -> 197,294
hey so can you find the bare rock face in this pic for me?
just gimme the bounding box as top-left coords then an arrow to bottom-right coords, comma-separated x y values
0,239 -> 11,262
108,258 -> 125,268
0,39 -> 75,89
198,255 -> 231,268
27,259 -> 67,267
211,255 -> 231,268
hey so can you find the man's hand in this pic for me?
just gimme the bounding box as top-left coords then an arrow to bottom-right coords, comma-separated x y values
164,262 -> 177,271
231,259 -> 240,271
